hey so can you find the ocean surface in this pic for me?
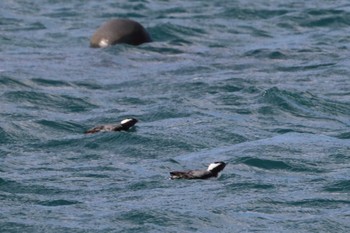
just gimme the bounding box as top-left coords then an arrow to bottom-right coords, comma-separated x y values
1,0 -> 350,232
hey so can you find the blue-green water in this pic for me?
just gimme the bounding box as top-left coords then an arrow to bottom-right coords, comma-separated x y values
1,0 -> 350,232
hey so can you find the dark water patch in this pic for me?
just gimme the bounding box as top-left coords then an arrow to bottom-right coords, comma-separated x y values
4,21 -> 46,31
176,81 -> 210,94
238,25 -> 272,38
75,132 -> 164,156
306,9 -> 345,16
128,180 -> 165,191
323,180 -> 350,193
287,219 -> 350,233
0,17 -> 22,28
207,83 -> 244,95
216,84 -> 243,93
115,133 -> 200,157
265,198 -> 350,210
64,153 -> 105,164
328,151 -> 350,164
0,178 -> 62,196
208,129 -> 247,145
153,6 -> 187,18
299,9 -> 350,28
0,127 -> 10,144
0,148 -> 9,158
0,121 -> 41,145
37,199 -> 81,206
118,210 -> 172,227
98,1 -> 151,17
0,223 -> 87,233
111,96 -> 152,106
0,192 -> 33,204
31,136 -> 86,150
227,182 -> 275,191
272,128 -> 303,134
0,35 -> 12,49
239,157 -> 292,170
335,132 -> 350,139
4,91 -> 96,113
1,1 -> 41,15
150,23 -> 204,44
100,12 -> 147,20
178,133 -> 349,170
42,9 -> 81,19
285,198 -> 350,208
142,107 -> 192,122
0,75 -> 31,88
222,8 -> 289,20
31,78 -> 73,88
0,223 -> 36,233
260,87 -> 350,118
208,83 -> 260,112
146,45 -> 186,55
78,173 -> 110,179
60,165 -> 122,174
163,64 -> 214,77
276,62 -> 336,72
26,22 -> 46,31
302,16 -> 350,27
73,81 -> 103,90
245,49 -> 288,59
238,156 -> 323,173
167,158 -> 181,165
36,119 -> 84,134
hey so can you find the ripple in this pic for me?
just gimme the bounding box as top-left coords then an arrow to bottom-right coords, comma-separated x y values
239,157 -> 292,170
300,9 -> 350,28
285,198 -> 350,208
260,87 -> 350,119
226,182 -> 275,191
150,23 -> 205,44
0,178 -> 62,195
0,75 -> 31,88
222,8 -> 289,20
276,62 -> 336,72
244,49 -> 288,59
30,78 -> 73,88
4,91 -> 97,113
323,180 -> 350,193
36,119 -> 84,133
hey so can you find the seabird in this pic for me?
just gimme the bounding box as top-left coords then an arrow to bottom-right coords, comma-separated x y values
85,118 -> 138,134
170,161 -> 226,179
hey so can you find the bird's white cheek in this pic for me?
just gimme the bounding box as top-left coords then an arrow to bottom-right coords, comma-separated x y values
121,118 -> 133,124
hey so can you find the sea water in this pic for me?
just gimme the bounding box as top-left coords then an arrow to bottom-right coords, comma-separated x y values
1,0 -> 350,232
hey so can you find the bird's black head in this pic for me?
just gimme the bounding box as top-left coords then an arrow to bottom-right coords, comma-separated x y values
207,161 -> 226,175
120,118 -> 138,130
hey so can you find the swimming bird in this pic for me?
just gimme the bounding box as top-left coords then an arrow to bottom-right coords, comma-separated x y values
170,161 -> 226,180
85,118 -> 138,134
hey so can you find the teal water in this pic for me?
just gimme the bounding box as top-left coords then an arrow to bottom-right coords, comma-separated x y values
1,0 -> 350,232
